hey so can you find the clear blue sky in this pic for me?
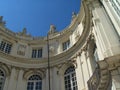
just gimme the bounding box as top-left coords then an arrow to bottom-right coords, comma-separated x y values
0,0 -> 80,36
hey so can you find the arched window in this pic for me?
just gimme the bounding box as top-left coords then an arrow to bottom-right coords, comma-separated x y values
27,75 -> 42,90
64,66 -> 78,90
0,69 -> 5,90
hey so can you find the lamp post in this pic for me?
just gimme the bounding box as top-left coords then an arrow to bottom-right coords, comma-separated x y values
47,33 -> 51,90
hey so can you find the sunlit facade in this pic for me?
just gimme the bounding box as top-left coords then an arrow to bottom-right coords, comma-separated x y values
0,0 -> 120,90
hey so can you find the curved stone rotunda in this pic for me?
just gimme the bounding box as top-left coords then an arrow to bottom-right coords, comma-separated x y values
0,0 -> 120,90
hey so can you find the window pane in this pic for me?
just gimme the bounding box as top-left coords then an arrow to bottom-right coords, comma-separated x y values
32,50 -> 37,58
63,40 -> 70,51
64,66 -> 78,90
27,75 -> 42,90
0,41 -> 12,54
38,49 -> 42,58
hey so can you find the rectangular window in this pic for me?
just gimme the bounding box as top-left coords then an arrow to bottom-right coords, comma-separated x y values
0,41 -> 12,54
32,48 -> 42,58
63,40 -> 70,51
38,49 -> 42,58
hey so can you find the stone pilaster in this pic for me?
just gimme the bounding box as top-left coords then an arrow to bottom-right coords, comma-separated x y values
59,72 -> 64,90
16,69 -> 24,90
92,3 -> 120,57
7,67 -> 17,90
80,51 -> 90,89
52,67 -> 59,90
3,77 -> 9,90
76,56 -> 85,90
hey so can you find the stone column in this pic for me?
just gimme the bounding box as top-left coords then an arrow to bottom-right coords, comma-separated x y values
7,67 -> 17,90
16,69 -> 24,90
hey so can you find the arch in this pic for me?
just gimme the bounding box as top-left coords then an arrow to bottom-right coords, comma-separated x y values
0,69 -> 6,90
64,66 -> 78,90
58,60 -> 77,76
64,66 -> 75,75
27,74 -> 42,90
0,63 -> 10,77
23,69 -> 45,80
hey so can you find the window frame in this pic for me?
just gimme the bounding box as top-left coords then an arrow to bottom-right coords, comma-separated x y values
31,48 -> 42,58
0,40 -> 12,54
27,75 -> 42,90
64,66 -> 78,90
62,40 -> 70,51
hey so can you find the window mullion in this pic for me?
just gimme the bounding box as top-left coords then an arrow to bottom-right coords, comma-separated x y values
33,81 -> 36,90
70,73 -> 73,90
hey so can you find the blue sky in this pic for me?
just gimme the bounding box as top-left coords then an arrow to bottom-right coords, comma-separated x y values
0,0 -> 80,36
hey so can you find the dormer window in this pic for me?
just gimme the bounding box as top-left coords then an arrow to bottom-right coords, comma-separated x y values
32,48 -> 42,58
63,40 -> 70,51
0,41 -> 12,54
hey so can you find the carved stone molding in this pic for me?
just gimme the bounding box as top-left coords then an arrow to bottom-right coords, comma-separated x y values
23,68 -> 46,80
0,63 -> 11,76
105,54 -> 120,70
56,59 -> 77,75
88,60 -> 112,90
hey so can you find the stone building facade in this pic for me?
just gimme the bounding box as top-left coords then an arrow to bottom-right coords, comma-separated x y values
0,0 -> 120,90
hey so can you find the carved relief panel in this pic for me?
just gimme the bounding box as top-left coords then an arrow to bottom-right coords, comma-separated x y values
17,44 -> 26,56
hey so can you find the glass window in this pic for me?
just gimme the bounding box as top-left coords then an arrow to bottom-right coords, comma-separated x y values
0,41 -> 12,54
110,0 -> 120,17
32,48 -> 42,58
0,69 -> 5,90
63,40 -> 70,51
64,66 -> 78,90
27,75 -> 42,90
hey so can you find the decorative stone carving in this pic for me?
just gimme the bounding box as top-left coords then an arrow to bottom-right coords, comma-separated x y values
56,59 -> 77,75
17,27 -> 31,37
0,63 -> 11,76
0,16 -> 6,27
23,68 -> 46,80
72,12 -> 77,20
49,45 -> 55,53
48,24 -> 57,34
17,44 -> 27,56
75,30 -> 80,41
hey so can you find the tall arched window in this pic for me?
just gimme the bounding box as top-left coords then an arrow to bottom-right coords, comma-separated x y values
64,66 -> 78,90
27,75 -> 42,90
0,69 -> 5,90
